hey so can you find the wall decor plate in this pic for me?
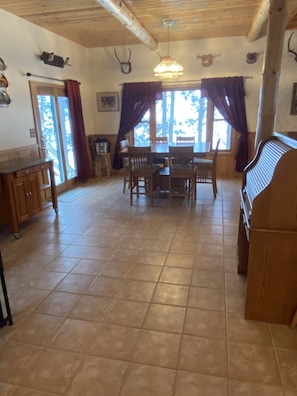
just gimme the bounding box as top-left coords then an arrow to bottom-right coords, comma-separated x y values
0,90 -> 11,105
0,58 -> 6,71
0,74 -> 8,88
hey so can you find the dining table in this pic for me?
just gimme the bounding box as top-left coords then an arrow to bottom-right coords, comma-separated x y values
119,141 -> 210,156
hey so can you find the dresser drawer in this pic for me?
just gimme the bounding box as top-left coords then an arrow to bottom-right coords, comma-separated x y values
15,167 -> 33,177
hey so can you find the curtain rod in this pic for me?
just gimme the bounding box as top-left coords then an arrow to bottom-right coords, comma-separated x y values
26,72 -> 65,83
119,76 -> 253,86
163,76 -> 253,84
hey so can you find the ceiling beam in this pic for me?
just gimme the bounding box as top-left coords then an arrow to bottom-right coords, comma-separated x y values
96,0 -> 158,51
246,0 -> 270,42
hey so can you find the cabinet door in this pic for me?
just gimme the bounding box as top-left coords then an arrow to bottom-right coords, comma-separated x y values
14,176 -> 31,223
27,173 -> 42,215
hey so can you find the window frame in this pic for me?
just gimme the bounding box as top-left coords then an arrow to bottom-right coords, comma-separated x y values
133,82 -> 236,153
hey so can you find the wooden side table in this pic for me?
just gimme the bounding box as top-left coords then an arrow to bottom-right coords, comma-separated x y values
95,153 -> 112,177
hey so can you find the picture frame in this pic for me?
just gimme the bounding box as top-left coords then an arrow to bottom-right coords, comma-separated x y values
97,92 -> 119,112
290,83 -> 297,115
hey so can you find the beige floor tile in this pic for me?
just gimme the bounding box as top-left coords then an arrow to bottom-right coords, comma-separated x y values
70,258 -> 107,275
276,349 -> 297,390
159,267 -> 192,285
91,323 -> 140,360
120,363 -> 176,396
198,233 -> 223,245
0,382 -> 14,396
120,237 -> 171,252
175,370 -> 229,396
188,286 -> 225,311
55,273 -> 96,293
83,246 -> 115,260
152,283 -> 189,306
69,295 -> 115,321
179,335 -> 228,377
225,272 -> 247,291
43,257 -> 80,272
164,253 -> 194,268
66,355 -> 128,396
229,342 -> 282,385
28,271 -> 66,290
127,264 -> 163,282
48,318 -> 101,353
86,276 -> 124,297
170,241 -> 197,254
193,255 -> 224,271
60,244 -> 91,258
105,299 -> 149,327
10,289 -> 50,313
184,307 -> 226,339
20,348 -> 82,394
143,303 -> 186,333
224,257 -> 239,273
100,260 -> 134,278
229,379 -> 284,396
10,313 -> 64,346
0,341 -> 40,384
112,248 -> 167,266
132,329 -> 181,369
118,279 -> 156,302
10,387 -> 64,395
227,313 -> 273,346
226,288 -> 246,315
270,324 -> 297,350
191,269 -> 224,288
196,243 -> 224,256
35,291 -> 80,317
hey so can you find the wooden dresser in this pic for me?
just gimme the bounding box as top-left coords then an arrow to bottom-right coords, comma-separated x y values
0,158 -> 58,238
238,133 -> 297,326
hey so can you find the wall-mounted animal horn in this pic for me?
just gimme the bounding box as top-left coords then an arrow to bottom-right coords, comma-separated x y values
196,53 -> 219,67
246,52 -> 258,64
288,32 -> 297,62
114,47 -> 132,74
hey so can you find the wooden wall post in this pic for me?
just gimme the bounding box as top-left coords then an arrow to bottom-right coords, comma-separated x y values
254,0 -> 288,149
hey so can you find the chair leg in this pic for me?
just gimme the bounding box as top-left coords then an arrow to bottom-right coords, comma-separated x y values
212,170 -> 217,199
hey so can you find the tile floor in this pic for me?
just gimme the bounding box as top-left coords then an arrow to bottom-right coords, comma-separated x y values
0,176 -> 296,396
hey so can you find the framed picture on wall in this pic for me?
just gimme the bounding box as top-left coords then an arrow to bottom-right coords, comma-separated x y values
290,83 -> 297,115
97,92 -> 119,112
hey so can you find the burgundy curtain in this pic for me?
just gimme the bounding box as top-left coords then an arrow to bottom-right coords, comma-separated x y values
113,81 -> 162,169
201,77 -> 249,172
66,80 -> 92,182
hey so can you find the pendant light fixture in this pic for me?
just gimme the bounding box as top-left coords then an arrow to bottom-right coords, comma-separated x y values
154,20 -> 184,80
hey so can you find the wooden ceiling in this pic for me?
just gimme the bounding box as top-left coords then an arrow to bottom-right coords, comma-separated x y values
1,0 -> 297,49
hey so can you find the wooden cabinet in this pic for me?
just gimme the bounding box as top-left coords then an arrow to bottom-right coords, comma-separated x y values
0,158 -> 57,238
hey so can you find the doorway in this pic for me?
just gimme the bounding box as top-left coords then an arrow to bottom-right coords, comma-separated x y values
30,81 -> 77,193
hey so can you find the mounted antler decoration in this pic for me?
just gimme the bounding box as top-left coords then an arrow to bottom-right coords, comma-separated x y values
114,47 -> 132,74
288,32 -> 297,62
196,53 -> 219,67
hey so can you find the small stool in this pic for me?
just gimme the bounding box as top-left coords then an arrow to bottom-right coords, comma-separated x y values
95,153 -> 112,177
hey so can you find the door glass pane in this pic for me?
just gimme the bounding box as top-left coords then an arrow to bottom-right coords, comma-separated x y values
213,107 -> 231,150
58,97 -> 76,179
134,109 -> 150,145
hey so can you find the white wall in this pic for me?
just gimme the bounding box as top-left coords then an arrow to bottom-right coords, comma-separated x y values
0,7 -> 296,151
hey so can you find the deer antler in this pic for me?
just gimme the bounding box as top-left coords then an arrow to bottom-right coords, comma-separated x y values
288,32 -> 297,61
113,48 -> 132,74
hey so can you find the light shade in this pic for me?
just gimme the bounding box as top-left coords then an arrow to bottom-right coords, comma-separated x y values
154,56 -> 184,80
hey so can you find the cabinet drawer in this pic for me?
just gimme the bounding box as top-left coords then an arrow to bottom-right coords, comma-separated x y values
15,168 -> 33,177
34,163 -> 50,172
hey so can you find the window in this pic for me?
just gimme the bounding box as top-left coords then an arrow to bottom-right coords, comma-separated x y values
134,86 -> 232,150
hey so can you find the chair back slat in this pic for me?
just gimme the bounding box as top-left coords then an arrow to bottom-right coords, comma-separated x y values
169,146 -> 195,176
176,136 -> 195,144
128,146 -> 154,177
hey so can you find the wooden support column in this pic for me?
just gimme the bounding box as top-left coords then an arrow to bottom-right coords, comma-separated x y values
255,0 -> 288,149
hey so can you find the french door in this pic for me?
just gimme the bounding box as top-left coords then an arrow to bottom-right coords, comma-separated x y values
30,81 -> 77,193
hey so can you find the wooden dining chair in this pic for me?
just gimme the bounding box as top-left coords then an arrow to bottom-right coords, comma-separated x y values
176,136 -> 195,144
194,139 -> 220,198
151,136 -> 168,167
168,145 -> 197,206
128,146 -> 160,206
120,139 -> 130,193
